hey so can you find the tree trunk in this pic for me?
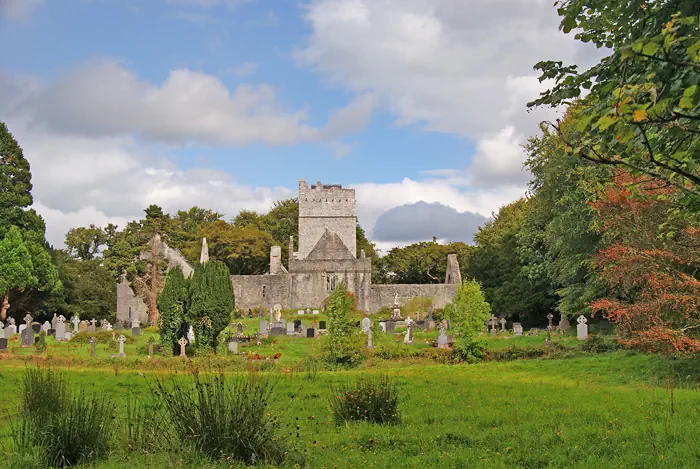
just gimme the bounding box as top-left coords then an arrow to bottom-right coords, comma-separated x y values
148,241 -> 159,326
1,293 -> 9,321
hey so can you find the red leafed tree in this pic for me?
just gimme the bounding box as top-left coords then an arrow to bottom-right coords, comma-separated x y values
589,172 -> 700,354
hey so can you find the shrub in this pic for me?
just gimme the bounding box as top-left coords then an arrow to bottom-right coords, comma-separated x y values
187,260 -> 235,352
323,282 -> 363,368
157,267 -> 189,355
34,331 -> 46,352
452,338 -> 486,363
581,335 -> 624,353
12,368 -> 115,468
329,375 -> 400,425
151,371 -> 291,465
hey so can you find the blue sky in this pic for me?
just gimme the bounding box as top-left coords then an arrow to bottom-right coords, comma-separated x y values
0,0 -> 600,251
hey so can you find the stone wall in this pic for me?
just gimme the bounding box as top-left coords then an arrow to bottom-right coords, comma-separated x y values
370,284 -> 458,313
298,180 -> 357,260
230,273 -> 292,311
116,277 -> 150,325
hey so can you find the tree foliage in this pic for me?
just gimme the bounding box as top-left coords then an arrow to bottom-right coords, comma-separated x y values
157,267 -> 190,354
529,0 -> 700,211
186,260 -> 234,352
324,283 -> 361,367
64,225 -> 108,261
444,279 -> 491,343
52,252 -> 116,321
379,239 -> 473,285
0,226 -> 35,320
589,172 -> 700,354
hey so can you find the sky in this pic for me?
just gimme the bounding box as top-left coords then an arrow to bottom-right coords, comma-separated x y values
0,0 -> 602,254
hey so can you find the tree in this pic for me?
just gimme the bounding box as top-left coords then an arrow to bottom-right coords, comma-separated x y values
157,267 -> 190,354
589,172 -> 700,354
186,260 -> 234,352
0,122 -> 61,319
444,279 -> 491,343
529,0 -> 700,210
53,252 -> 116,320
379,239 -> 473,284
64,225 -> 107,260
0,226 -> 35,320
324,282 -> 360,366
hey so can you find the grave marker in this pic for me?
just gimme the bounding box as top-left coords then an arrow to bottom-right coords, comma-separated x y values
512,323 -> 523,336
306,328 -> 315,338
116,335 -> 126,358
577,315 -> 588,340
21,314 -> 34,347
437,328 -> 449,349
361,317 -> 370,332
179,337 -> 188,357
89,337 -> 97,356
71,316 -> 80,333
499,317 -> 506,332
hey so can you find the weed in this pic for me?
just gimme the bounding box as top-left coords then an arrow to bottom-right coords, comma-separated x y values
329,374 -> 400,425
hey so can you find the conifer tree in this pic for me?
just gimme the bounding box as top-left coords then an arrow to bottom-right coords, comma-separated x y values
186,260 -> 234,352
157,267 -> 189,354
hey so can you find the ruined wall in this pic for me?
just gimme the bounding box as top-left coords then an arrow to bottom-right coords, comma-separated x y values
298,180 -> 357,260
116,277 -> 150,325
370,284 -> 458,314
289,257 -> 372,311
230,274 -> 292,311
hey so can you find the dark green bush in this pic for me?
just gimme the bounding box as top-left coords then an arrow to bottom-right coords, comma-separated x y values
452,339 -> 486,363
581,334 -> 624,353
13,368 -> 115,468
35,331 -> 47,352
329,375 -> 400,425
151,371 -> 291,465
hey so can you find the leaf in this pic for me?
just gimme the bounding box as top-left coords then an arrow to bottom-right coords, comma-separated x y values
576,113 -> 595,132
597,115 -> 617,131
683,85 -> 697,98
642,42 -> 659,56
632,109 -> 648,122
679,96 -> 692,109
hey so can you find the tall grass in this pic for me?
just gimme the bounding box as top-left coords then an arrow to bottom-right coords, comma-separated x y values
151,370 -> 291,465
329,375 -> 400,425
12,368 -> 115,468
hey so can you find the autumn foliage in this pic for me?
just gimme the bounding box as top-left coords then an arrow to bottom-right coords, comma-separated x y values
589,172 -> 700,354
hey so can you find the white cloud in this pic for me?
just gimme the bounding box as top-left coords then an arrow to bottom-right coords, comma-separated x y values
323,93 -> 375,139
0,0 -> 44,20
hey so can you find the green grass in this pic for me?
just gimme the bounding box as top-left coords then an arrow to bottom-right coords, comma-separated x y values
1,350 -> 699,468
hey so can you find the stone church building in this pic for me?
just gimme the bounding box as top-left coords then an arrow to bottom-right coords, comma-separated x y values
117,179 -> 462,324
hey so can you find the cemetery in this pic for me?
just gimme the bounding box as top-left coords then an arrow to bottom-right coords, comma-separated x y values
1,0 -> 699,468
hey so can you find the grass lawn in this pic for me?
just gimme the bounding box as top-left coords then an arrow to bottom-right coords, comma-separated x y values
1,343 -> 699,468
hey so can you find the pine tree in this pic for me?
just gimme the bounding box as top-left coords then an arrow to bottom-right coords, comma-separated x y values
186,260 -> 234,352
0,227 -> 36,320
157,267 -> 190,354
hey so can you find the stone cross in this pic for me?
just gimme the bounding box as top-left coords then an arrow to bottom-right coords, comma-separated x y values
117,335 -> 126,357
394,292 -> 399,305
427,306 -> 433,321
577,315 -> 588,340
361,317 -> 371,332
488,315 -> 497,331
71,316 -> 80,332
547,313 -> 554,328
0,321 -> 5,339
24,313 -> 33,327
437,327 -> 448,349
89,337 -> 97,356
178,337 -> 188,357
366,328 -> 373,350
499,317 -> 506,331
403,322 -> 413,344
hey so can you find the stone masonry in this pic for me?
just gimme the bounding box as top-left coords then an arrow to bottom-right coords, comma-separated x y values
117,179 -> 462,322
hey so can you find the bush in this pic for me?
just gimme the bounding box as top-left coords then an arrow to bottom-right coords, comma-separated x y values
151,370 -> 291,465
187,260 -> 235,352
323,283 -> 364,368
12,368 -> 115,468
581,334 -> 624,353
329,375 -> 400,425
452,339 -> 486,363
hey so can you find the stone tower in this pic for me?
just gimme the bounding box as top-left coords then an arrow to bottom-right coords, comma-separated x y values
297,180 -> 357,260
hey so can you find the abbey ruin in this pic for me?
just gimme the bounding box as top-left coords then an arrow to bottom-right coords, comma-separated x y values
117,179 -> 462,324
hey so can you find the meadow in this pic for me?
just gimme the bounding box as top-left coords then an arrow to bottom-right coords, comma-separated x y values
1,323 -> 699,469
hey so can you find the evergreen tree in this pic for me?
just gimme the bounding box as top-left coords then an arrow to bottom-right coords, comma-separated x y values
0,226 -> 35,320
445,279 -> 491,342
0,122 -> 61,320
186,260 -> 234,352
157,267 -> 190,354
324,282 -> 361,367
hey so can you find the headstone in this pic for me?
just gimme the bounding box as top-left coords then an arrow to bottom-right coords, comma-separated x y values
558,314 -> 570,332
19,324 -> 26,334
286,323 -> 296,335
64,331 -> 72,341
306,328 -> 315,338
361,317 -> 371,332
0,338 -> 7,350
51,313 -> 58,330
42,321 -> 50,332
31,323 -> 41,334
269,308 -> 274,323
512,323 -> 523,336
427,306 -> 434,321
545,326 -> 552,347
117,335 -> 126,358
0,321 -> 4,339
427,320 -> 436,331
101,319 -> 112,331
530,328 -> 540,336
385,320 -> 395,333
79,321 -> 89,333
577,315 -> 588,340
297,310 -> 305,315
21,314 -> 35,347
499,317 -> 506,332
259,319 -> 268,333
312,309 -> 320,315
437,328 -> 449,349
379,322 -> 386,333
319,320 -> 326,330
270,327 -> 286,336
131,318 -> 140,329
179,337 -> 188,357
403,323 -> 413,344
89,319 -> 97,333
71,316 -> 80,333
366,329 -> 373,350
306,308 -> 311,315
236,322 -> 243,336
89,337 -> 97,356
228,340 -> 238,354
187,326 -> 195,343
294,319 -> 302,329
132,326 -> 141,337
547,313 -> 554,329
6,318 -> 16,336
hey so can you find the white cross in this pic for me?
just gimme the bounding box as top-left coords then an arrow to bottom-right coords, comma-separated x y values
24,314 -> 33,325
577,315 -> 587,325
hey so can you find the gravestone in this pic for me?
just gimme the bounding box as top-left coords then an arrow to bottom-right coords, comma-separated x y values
101,319 -> 112,331
228,340 -> 238,354
259,319 -> 268,333
437,328 -> 449,349
187,326 -> 195,343
71,316 -> 80,333
366,329 -> 373,350
21,314 -> 34,347
147,342 -> 154,358
597,319 -> 613,335
0,338 -> 7,350
51,313 -> 58,331
558,314 -> 570,332
89,337 -> 97,356
427,320 -> 436,331
6,318 -> 16,336
306,308 -> 311,315
236,322 -> 243,336
312,309 -> 320,315
379,322 -> 386,333
31,323 -> 41,334
577,315 -> 588,340
512,323 -> 523,336
404,323 -> 413,344
499,317 -> 506,332
132,317 -> 141,337
270,327 -> 286,336
294,319 -> 302,329
64,331 -> 72,341
297,310 -> 305,315
385,321 -> 395,333
179,337 -> 188,357
530,328 -> 540,336
42,321 -> 50,332
79,321 -> 89,333
319,320 -> 327,330
361,317 -> 371,332
116,335 -> 126,358
89,319 -> 97,333
306,328 -> 315,338
0,321 -> 4,339
287,323 -> 296,335
19,324 -> 26,334
55,315 -> 66,341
